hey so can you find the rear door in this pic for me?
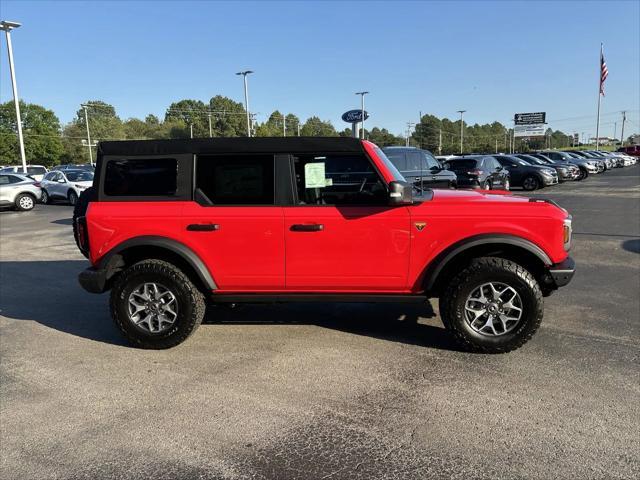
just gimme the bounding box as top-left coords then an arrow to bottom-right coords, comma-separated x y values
182,154 -> 285,291
0,175 -> 12,203
283,151 -> 411,291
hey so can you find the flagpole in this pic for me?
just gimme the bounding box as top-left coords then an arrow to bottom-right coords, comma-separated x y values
595,43 -> 603,150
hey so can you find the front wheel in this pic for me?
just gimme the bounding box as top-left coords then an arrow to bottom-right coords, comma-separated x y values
41,189 -> 50,204
439,257 -> 543,353
504,178 -> 510,191
522,175 -> 541,191
68,190 -> 78,206
483,181 -> 491,190
110,259 -> 205,349
15,193 -> 35,211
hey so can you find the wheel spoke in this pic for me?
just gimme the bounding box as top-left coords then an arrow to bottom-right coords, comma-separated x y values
127,282 -> 178,334
464,282 -> 524,337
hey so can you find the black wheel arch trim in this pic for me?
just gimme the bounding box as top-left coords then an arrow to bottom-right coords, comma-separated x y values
422,234 -> 552,292
97,236 -> 217,290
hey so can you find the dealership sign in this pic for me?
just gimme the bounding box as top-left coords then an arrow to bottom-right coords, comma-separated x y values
514,124 -> 546,137
342,109 -> 369,123
514,112 -> 546,125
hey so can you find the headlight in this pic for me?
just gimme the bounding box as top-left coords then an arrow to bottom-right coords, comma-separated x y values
541,169 -> 554,176
563,216 -> 572,251
75,184 -> 87,189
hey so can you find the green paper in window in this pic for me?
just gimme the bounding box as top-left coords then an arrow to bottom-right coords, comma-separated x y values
304,162 -> 327,188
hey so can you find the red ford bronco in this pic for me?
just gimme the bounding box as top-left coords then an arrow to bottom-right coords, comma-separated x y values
74,137 -> 575,352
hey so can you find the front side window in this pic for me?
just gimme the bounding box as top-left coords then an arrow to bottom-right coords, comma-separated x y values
66,171 -> 94,182
104,158 -> 177,196
406,151 -> 422,171
424,151 -> 441,169
196,154 -> 275,205
293,153 -> 386,205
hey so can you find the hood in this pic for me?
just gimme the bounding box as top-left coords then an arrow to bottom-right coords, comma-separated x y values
430,188 -> 530,204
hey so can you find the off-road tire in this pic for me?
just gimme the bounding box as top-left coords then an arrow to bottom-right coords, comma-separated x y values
72,186 -> 95,257
439,257 -> 544,353
15,193 -> 35,211
110,259 -> 205,349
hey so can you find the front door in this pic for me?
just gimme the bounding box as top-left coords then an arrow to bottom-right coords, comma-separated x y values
182,154 -> 285,291
284,152 -> 411,291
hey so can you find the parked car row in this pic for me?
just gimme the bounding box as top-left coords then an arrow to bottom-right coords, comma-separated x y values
0,165 -> 94,211
379,147 -> 636,193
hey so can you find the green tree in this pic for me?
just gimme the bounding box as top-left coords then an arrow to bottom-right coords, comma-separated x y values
0,101 -> 64,167
368,127 -> 403,147
165,99 -> 208,138
255,110 -> 285,137
209,95 -> 248,137
300,116 -> 337,136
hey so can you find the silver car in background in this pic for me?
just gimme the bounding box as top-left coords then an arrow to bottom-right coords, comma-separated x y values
40,169 -> 94,205
0,165 -> 48,182
0,173 -> 43,211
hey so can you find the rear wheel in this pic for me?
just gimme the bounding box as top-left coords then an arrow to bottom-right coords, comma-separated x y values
110,259 -> 205,349
439,257 -> 543,353
522,175 -> 540,191
15,193 -> 35,211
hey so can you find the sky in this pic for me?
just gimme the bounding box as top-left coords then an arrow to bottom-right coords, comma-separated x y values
1,0 -> 639,139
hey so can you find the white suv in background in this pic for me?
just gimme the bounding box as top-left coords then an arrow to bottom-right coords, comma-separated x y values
0,173 -> 43,211
40,169 -> 94,205
0,165 -> 48,181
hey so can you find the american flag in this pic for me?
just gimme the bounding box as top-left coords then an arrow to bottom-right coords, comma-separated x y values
600,48 -> 609,96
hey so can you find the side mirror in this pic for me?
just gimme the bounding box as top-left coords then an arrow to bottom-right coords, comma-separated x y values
388,180 -> 413,206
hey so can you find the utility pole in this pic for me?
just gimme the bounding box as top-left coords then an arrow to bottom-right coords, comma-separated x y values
236,70 -> 253,137
283,114 -> 286,137
405,122 -> 415,147
1,21 -> 27,173
208,113 -> 212,137
355,91 -> 369,139
495,138 -> 498,153
81,104 -> 93,164
297,122 -> 301,137
620,111 -> 626,146
457,110 -> 466,153
190,123 -> 193,139
438,128 -> 442,155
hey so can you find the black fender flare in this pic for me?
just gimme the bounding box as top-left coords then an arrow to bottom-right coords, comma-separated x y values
98,236 -> 217,290
422,234 -> 552,292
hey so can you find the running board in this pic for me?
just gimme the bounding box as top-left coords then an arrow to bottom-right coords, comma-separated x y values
210,294 -> 428,304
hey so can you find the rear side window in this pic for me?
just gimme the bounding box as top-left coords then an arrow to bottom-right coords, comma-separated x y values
406,151 -> 422,171
383,150 -> 407,171
27,167 -> 46,175
195,155 -> 275,205
104,158 -> 177,196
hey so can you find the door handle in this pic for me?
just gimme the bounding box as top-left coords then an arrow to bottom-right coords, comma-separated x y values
290,224 -> 324,232
186,223 -> 220,232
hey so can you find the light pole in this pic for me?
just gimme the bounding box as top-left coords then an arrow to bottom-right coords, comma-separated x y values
1,20 -> 27,174
457,110 -> 466,154
80,104 -> 93,164
355,91 -> 369,139
236,70 -> 253,137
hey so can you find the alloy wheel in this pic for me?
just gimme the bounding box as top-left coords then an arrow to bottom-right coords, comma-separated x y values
464,282 -> 523,336
523,177 -> 538,190
127,282 -> 178,333
18,196 -> 34,210
42,190 -> 49,204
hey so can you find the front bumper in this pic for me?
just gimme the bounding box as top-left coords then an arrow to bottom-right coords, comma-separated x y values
78,267 -> 108,294
542,175 -> 559,186
548,257 -> 575,288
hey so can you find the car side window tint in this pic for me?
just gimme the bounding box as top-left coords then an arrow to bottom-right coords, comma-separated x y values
195,154 -> 275,205
104,158 -> 178,197
384,151 -> 407,171
406,151 -> 422,172
293,153 -> 386,206
424,152 -> 440,169
0,175 -> 9,185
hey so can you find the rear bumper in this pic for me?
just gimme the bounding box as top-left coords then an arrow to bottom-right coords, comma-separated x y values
548,257 -> 575,288
78,267 -> 108,294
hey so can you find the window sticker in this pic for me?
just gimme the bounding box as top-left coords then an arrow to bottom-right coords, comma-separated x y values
304,162 -> 327,188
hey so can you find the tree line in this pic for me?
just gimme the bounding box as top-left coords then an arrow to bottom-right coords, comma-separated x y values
0,97 -> 589,167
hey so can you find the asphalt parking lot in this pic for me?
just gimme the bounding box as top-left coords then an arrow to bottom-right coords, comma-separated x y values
1,166 -> 639,480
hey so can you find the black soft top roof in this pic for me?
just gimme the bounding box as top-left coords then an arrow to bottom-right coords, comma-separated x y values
98,137 -> 365,156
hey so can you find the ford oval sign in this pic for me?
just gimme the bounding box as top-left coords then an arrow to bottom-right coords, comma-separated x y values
342,109 -> 369,123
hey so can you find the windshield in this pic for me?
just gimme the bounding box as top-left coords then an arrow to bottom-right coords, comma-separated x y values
66,171 -> 94,182
27,167 -> 47,175
373,146 -> 406,182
